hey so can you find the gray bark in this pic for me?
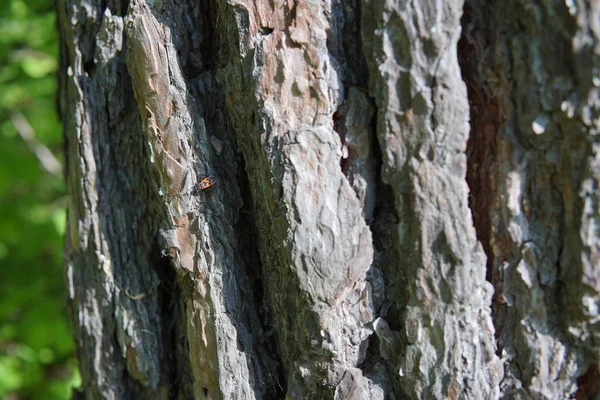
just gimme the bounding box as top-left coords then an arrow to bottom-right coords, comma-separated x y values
460,1 -> 600,398
57,0 -> 600,399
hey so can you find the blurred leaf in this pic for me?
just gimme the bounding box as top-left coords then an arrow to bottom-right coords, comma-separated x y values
20,52 -> 57,78
0,356 -> 23,392
38,347 -> 54,364
52,208 -> 66,235
0,0 -> 78,398
0,242 -> 7,259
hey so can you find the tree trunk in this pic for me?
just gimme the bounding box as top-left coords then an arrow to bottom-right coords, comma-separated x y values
57,0 -> 600,398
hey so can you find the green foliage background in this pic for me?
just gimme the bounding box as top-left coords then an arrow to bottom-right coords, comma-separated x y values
0,0 -> 80,398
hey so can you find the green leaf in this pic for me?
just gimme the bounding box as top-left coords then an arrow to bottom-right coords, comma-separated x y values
0,356 -> 24,392
52,208 -> 66,235
20,53 -> 57,78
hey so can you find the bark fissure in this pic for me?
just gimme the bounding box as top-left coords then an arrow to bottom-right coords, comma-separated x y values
457,2 -> 501,337
153,248 -> 193,397
236,154 -> 287,399
176,2 -> 289,396
328,4 -> 407,385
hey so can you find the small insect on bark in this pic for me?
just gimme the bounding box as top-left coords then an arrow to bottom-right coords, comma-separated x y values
192,175 -> 217,195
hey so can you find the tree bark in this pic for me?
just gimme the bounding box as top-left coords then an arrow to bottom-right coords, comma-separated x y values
57,0 -> 600,399
459,1 -> 600,398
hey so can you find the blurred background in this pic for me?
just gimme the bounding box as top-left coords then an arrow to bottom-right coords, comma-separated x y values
0,0 -> 80,398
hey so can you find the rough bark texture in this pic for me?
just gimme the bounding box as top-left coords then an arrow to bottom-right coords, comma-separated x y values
57,0 -> 600,399
459,1 -> 600,398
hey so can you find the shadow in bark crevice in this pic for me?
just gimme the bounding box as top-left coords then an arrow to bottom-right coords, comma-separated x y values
159,1 -> 290,396
458,4 -> 503,347
328,0 -> 405,395
576,363 -> 600,400
151,248 -> 194,398
236,154 -> 287,399
458,3 -> 498,286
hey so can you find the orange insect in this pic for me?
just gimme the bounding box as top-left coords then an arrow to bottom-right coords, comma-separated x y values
192,175 -> 216,195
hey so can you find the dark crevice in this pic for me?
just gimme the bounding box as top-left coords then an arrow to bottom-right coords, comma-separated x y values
328,0 -> 368,87
175,0 -> 220,78
575,363 -> 600,400
332,109 -> 349,173
78,4 -> 106,76
237,157 -> 264,314
195,0 -> 219,70
82,50 -> 97,76
260,26 -> 274,36
458,4 -> 502,331
99,0 -> 108,18
458,4 -> 496,284
369,112 -> 404,328
115,0 -> 129,17
152,248 -> 192,399
236,155 -> 287,400
328,1 -> 405,394
329,0 -> 376,225
459,3 -> 513,359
